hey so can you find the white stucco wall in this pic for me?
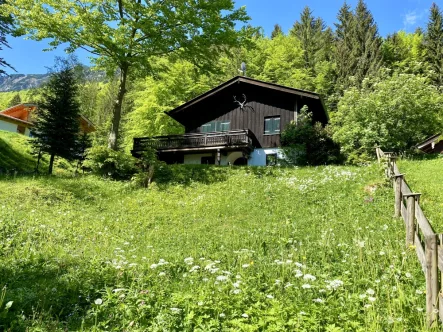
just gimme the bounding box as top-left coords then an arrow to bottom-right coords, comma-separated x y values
0,120 -> 19,134
183,149 -> 284,166
248,148 -> 284,166
25,127 -> 31,137
183,153 -> 229,165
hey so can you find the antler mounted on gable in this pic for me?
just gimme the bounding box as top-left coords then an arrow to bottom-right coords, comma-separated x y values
233,94 -> 247,111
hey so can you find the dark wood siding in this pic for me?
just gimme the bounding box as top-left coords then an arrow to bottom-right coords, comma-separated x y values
174,81 -> 326,149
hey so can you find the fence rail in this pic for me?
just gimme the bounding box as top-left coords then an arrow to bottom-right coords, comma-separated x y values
376,147 -> 441,327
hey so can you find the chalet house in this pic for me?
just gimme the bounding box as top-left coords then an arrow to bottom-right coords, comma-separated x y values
0,103 -> 95,136
132,76 -> 328,166
416,134 -> 443,154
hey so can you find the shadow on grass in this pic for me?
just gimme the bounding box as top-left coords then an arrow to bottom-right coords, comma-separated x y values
0,257 -> 112,330
0,137 -> 36,173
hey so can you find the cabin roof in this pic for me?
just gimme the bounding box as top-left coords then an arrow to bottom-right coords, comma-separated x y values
0,112 -> 33,126
166,76 -> 326,122
0,103 -> 96,133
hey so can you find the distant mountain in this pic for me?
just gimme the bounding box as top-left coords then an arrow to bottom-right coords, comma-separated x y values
0,68 -> 106,92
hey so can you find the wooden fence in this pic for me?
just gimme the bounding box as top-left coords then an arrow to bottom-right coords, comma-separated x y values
376,147 -> 442,327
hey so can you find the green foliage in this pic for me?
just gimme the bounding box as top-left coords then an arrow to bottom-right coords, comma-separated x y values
424,3 -> 443,88
334,1 -> 382,95
281,107 -> 342,166
399,158 -> 443,230
331,73 -> 443,161
0,0 -> 14,75
131,148 -> 165,188
4,0 -> 251,149
84,145 -> 136,180
0,165 -> 429,330
7,93 -> 21,107
31,62 -> 81,174
271,24 -> 283,39
382,31 -> 427,75
0,130 -> 41,173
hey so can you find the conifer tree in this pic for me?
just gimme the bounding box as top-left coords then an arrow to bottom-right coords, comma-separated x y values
31,62 -> 81,174
334,2 -> 356,91
424,3 -> 443,88
334,1 -> 382,93
353,0 -> 382,84
271,24 -> 283,39
291,6 -> 332,70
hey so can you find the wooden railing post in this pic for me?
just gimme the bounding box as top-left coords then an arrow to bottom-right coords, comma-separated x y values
440,234 -> 443,323
393,173 -> 404,218
425,234 -> 439,327
403,193 -> 421,246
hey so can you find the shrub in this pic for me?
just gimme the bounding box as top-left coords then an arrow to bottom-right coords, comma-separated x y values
280,107 -> 342,166
83,146 -> 137,180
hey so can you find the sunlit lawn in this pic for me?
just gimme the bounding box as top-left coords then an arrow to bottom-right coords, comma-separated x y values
0,165 -> 428,331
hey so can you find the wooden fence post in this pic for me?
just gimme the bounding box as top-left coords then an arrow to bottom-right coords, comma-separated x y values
393,173 -> 404,218
440,234 -> 443,323
403,193 -> 421,246
425,234 -> 439,327
384,152 -> 393,178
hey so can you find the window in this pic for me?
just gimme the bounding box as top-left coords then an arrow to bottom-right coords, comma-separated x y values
266,153 -> 278,166
201,121 -> 230,133
264,116 -> 280,135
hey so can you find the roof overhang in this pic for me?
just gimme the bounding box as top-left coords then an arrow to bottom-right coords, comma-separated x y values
416,133 -> 441,150
166,76 -> 324,123
0,112 -> 33,126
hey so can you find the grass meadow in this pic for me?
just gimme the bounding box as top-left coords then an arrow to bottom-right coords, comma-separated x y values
399,157 -> 443,233
0,164 -> 430,331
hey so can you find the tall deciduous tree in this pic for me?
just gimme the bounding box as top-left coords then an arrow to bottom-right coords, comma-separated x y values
32,62 -> 81,174
4,0 -> 249,150
424,3 -> 443,88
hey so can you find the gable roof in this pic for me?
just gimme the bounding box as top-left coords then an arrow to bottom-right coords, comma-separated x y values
416,133 -> 442,152
0,112 -> 33,126
0,103 -> 96,133
166,76 -> 325,120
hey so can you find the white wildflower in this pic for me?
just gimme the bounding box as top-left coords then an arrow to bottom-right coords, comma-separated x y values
302,284 -> 311,289
359,294 -> 367,300
368,296 -> 376,302
184,257 -> 194,265
313,298 -> 324,303
232,289 -> 241,294
94,298 -> 103,305
241,313 -> 249,318
158,272 -> 166,277
405,272 -> 412,278
366,288 -> 375,295
216,275 -> 229,282
303,274 -> 316,281
266,294 -> 274,299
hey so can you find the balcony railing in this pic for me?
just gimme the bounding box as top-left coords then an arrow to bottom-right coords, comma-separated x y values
133,129 -> 254,152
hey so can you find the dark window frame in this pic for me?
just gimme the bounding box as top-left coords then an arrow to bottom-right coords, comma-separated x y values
266,153 -> 278,166
201,120 -> 231,133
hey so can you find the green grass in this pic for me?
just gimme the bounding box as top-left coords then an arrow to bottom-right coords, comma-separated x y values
399,157 -> 443,232
0,130 -> 38,173
0,165 -> 428,331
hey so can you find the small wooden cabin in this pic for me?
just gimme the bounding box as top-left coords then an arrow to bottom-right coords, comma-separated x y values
416,134 -> 443,154
132,76 -> 328,166
0,103 -> 95,136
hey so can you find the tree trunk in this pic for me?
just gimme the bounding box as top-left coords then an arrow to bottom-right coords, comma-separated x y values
108,64 -> 129,150
48,153 -> 55,175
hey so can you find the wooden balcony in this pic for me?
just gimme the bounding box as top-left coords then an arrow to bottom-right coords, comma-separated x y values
132,129 -> 256,155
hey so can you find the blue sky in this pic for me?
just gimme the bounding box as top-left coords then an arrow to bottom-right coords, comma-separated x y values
3,0 -> 441,74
